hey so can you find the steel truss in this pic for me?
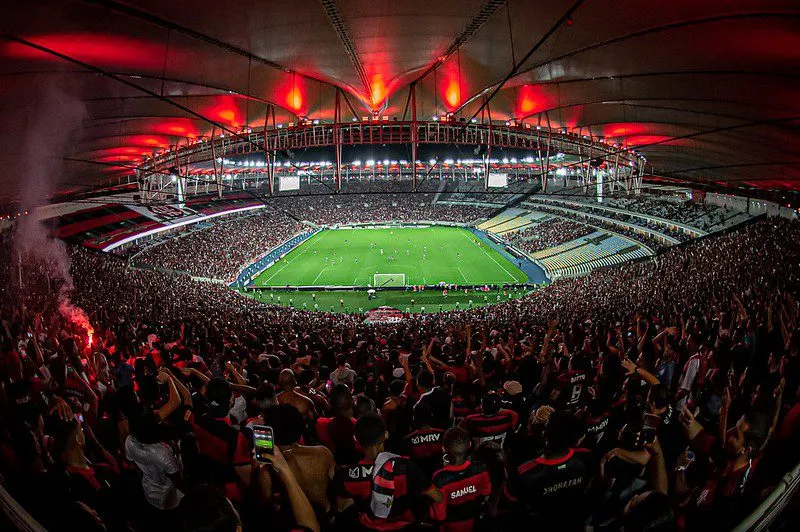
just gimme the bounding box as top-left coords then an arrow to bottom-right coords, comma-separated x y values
137,120 -> 644,200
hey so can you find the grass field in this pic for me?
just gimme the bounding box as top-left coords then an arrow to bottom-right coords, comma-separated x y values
251,226 -> 529,288
241,285 -> 533,314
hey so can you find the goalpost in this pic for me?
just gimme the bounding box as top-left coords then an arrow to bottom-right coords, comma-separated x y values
373,273 -> 406,287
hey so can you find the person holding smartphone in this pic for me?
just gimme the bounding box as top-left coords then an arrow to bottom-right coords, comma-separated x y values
260,404 -> 335,514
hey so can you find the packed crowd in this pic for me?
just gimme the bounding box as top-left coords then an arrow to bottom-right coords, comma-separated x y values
133,210 -> 307,280
602,196 -> 745,232
526,199 -> 689,244
0,215 -> 799,532
522,204 -> 669,251
282,193 -> 492,227
506,219 -> 594,254
133,196 -> 491,280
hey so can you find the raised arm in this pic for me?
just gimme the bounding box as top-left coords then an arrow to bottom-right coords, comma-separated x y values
261,447 -> 320,532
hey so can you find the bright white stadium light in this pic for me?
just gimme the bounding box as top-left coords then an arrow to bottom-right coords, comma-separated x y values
352,160 -> 361,166
382,159 -> 389,165
312,119 -> 319,125
556,168 -> 567,176
502,158 -> 509,163
390,160 -> 398,165
432,116 -> 439,121
536,125 -> 541,130
325,162 -> 332,167
429,159 -> 436,165
215,157 -> 222,163
277,124 -> 283,128
471,118 -> 477,123
456,159 -> 461,164
256,161 -> 264,167
170,175 -> 177,182
444,159 -> 454,165
352,117 -> 358,122
366,160 -> 375,166
399,160 -> 407,165
510,158 -> 517,163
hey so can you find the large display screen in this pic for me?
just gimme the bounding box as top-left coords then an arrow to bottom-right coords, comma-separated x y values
487,173 -> 508,188
279,174 -> 300,191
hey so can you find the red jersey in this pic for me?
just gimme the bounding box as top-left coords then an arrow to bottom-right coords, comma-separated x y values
430,460 -> 492,532
461,409 -> 519,446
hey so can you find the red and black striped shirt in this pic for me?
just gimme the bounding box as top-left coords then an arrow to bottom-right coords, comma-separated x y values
429,460 -> 492,532
461,409 -> 519,446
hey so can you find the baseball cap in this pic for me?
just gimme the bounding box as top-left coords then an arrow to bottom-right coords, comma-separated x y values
503,380 -> 523,396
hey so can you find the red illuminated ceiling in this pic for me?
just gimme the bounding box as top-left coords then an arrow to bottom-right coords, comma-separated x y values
0,0 -> 799,198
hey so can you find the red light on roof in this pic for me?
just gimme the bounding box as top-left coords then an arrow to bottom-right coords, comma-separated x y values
287,87 -> 303,112
370,73 -> 387,109
445,79 -> 461,109
4,33 -> 168,70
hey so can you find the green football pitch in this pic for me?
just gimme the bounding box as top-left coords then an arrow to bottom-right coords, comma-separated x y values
251,226 -> 529,287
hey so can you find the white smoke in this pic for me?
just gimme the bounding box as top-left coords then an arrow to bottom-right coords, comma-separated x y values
8,78 -> 93,335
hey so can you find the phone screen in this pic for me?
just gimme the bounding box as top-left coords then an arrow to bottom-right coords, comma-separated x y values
644,414 -> 661,430
641,426 -> 657,444
252,425 -> 274,461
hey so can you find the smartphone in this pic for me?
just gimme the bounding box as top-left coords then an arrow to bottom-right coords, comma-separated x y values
641,426 -> 657,444
644,414 -> 661,430
252,425 -> 274,461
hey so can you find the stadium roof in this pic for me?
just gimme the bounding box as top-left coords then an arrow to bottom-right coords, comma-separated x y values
1,0 -> 800,199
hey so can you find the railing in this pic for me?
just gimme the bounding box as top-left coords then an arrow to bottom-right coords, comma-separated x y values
734,459 -> 800,532
0,484 -> 46,532
138,120 -> 641,175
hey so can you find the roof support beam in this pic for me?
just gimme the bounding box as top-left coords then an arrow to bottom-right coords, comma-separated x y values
318,0 -> 374,106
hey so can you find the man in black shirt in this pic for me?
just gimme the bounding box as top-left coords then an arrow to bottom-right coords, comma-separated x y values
506,411 -> 594,531
414,370 -> 451,430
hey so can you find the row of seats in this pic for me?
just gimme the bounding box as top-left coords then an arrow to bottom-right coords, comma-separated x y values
477,208 -> 528,231
532,232 -> 650,278
490,211 -> 549,235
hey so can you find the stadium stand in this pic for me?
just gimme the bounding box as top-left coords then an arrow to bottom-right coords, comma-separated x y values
2,212 -> 800,532
529,231 -> 650,278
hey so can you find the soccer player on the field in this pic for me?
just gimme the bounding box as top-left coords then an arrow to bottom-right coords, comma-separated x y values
429,427 -> 492,532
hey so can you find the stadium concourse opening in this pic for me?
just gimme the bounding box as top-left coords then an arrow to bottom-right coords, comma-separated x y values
240,224 -> 544,314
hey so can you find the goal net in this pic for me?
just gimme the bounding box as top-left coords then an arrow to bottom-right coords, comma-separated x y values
373,273 -> 406,287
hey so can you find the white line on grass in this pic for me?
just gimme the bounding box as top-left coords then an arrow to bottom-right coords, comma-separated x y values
456,228 -> 519,282
261,233 -> 324,284
313,268 -> 326,283
456,267 -> 469,284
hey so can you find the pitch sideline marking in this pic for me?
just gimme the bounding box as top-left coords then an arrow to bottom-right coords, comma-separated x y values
260,232 -> 325,284
313,268 -> 327,283
456,228 -> 519,282
456,266 -> 469,284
